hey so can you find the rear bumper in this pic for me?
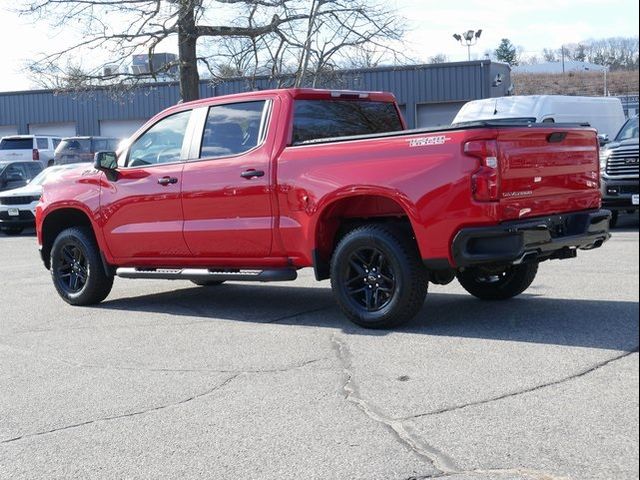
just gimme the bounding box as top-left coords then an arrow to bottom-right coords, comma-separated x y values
452,209 -> 611,268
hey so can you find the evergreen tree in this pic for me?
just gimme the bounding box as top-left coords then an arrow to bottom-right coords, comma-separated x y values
495,38 -> 518,66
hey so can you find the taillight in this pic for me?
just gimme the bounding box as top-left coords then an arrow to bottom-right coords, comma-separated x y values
465,140 -> 500,202
32,149 -> 40,161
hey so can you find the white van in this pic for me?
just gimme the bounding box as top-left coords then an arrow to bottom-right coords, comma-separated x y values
452,95 -> 626,140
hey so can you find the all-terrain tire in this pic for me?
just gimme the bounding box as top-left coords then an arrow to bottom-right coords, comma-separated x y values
456,263 -> 539,300
50,227 -> 114,305
330,224 -> 427,329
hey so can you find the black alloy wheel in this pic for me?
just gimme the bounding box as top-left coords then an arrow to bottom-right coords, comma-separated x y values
330,225 -> 427,329
56,244 -> 89,294
50,227 -> 114,305
343,247 -> 396,312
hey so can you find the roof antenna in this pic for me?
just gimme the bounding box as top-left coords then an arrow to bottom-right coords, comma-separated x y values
493,97 -> 499,115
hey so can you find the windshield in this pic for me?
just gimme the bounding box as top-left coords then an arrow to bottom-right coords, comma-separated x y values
615,117 -> 639,141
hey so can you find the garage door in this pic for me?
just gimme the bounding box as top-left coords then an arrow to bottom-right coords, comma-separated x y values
100,119 -> 147,140
416,102 -> 466,128
0,125 -> 18,138
29,122 -> 76,136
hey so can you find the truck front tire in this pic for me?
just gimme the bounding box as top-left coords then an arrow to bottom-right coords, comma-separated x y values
330,225 -> 427,329
50,227 -> 114,305
456,263 -> 538,300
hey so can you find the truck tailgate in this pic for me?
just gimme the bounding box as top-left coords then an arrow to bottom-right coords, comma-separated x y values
497,127 -> 601,220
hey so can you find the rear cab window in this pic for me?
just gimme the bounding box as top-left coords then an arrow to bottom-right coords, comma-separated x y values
0,138 -> 34,150
292,99 -> 403,144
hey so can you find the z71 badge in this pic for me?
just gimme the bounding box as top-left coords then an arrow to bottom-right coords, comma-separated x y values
408,135 -> 451,147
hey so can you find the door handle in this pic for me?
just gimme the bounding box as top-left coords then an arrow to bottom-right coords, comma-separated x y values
158,176 -> 178,186
240,169 -> 265,179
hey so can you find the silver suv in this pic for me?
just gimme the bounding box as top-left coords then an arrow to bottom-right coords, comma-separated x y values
600,116 -> 639,227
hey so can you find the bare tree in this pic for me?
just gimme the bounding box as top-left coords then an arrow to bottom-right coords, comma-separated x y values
199,0 -> 406,88
428,53 -> 449,64
18,0 -> 405,100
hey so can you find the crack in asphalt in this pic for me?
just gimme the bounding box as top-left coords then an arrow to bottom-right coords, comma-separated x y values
405,466 -> 570,479
402,347 -> 639,421
3,343 -> 327,375
0,357 -> 325,445
330,334 -> 458,475
0,374 -> 241,445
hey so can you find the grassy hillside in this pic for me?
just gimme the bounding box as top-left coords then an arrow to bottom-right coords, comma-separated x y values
512,70 -> 639,97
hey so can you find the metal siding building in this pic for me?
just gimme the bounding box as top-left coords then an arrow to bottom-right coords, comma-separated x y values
0,61 -> 512,138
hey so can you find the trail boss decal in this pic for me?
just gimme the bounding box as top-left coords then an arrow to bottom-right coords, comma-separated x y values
408,135 -> 451,147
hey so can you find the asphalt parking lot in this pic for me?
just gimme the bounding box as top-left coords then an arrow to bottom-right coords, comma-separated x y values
0,216 -> 638,480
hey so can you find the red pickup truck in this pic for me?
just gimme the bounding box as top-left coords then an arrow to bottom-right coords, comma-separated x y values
36,88 -> 610,328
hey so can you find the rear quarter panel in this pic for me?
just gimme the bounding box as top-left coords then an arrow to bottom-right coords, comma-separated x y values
275,129 -> 502,264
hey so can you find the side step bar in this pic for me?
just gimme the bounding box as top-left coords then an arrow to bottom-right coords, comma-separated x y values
116,267 -> 297,283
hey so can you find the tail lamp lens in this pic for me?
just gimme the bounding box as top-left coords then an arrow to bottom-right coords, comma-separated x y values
465,140 -> 500,202
32,149 -> 40,161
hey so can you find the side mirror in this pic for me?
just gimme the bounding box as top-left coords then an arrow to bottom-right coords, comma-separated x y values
94,151 -> 118,170
598,134 -> 610,146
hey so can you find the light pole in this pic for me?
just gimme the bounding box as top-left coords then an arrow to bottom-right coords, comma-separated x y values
453,29 -> 482,61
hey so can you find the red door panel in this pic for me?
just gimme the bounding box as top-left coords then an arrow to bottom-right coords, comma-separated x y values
100,164 -> 189,259
182,153 -> 272,257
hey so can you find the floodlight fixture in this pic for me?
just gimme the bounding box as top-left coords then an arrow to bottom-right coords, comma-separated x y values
452,29 -> 483,61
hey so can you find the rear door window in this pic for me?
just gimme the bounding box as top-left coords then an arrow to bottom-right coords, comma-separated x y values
292,100 -> 403,144
36,138 -> 49,149
0,138 -> 33,150
199,101 -> 267,159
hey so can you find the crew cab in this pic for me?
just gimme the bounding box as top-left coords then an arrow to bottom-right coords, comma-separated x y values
36,89 -> 611,328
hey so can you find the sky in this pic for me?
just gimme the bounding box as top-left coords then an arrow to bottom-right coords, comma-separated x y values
0,0 -> 638,92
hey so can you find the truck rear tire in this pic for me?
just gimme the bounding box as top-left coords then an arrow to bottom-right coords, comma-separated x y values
50,227 -> 114,305
456,263 -> 538,300
330,225 -> 427,329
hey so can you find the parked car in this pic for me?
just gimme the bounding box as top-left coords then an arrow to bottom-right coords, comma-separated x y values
599,115 -> 639,227
0,164 -> 78,235
0,161 -> 43,192
36,88 -> 610,328
54,137 -> 121,165
0,135 -> 62,167
452,95 -> 626,141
